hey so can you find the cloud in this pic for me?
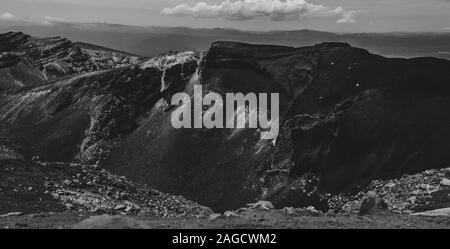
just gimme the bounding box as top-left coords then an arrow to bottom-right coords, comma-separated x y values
337,10 -> 356,24
0,12 -> 19,21
44,16 -> 66,22
161,0 -> 356,23
42,16 -> 66,25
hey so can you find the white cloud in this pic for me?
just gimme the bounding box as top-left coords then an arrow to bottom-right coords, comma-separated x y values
161,0 -> 356,23
337,10 -> 357,24
0,12 -> 19,21
44,16 -> 66,22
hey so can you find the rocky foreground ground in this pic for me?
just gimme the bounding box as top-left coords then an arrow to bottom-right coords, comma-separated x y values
2,209 -> 450,229
1,142 -> 449,229
0,149 -> 211,219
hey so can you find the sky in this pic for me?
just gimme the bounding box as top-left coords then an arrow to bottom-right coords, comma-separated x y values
0,0 -> 449,32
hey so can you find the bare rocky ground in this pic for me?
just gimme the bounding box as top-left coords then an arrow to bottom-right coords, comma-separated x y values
2,207 -> 450,229
0,140 -> 212,229
1,142 -> 449,229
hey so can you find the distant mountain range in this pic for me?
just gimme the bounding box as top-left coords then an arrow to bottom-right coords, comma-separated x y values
1,22 -> 450,59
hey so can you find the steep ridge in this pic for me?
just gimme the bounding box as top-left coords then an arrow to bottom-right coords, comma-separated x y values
0,51 -> 200,162
1,34 -> 450,212
0,32 -> 140,91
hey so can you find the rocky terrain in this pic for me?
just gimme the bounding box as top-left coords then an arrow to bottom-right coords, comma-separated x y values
1,31 -> 450,228
0,32 -> 140,91
0,141 -> 211,218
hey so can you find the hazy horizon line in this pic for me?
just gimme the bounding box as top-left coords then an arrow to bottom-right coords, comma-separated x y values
3,20 -> 450,35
